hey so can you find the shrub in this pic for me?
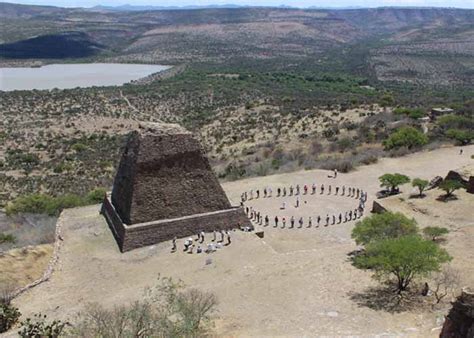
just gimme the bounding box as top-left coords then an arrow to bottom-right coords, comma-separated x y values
0,303 -> 21,333
0,233 -> 16,244
1,284 -> 21,334
393,107 -> 425,119
445,129 -> 474,145
412,178 -> 429,197
73,277 -> 217,337
351,211 -> 419,246
383,126 -> 428,150
379,173 -> 410,193
18,314 -> 69,337
86,188 -> 107,204
423,226 -> 449,241
71,143 -> 88,152
354,235 -> 452,293
5,188 -> 108,216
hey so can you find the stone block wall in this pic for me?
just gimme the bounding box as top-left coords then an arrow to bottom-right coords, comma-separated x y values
111,123 -> 231,225
102,196 -> 251,252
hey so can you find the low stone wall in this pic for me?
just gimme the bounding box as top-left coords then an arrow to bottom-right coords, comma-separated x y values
101,197 -> 251,252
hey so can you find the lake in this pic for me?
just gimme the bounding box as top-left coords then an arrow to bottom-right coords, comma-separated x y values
0,63 -> 171,91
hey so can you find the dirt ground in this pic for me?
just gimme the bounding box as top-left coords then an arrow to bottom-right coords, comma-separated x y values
11,145 -> 474,337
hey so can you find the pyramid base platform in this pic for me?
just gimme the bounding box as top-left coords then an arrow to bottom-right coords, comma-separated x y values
101,197 -> 252,252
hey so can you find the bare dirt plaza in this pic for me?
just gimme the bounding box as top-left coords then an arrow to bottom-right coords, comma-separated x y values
13,145 -> 474,336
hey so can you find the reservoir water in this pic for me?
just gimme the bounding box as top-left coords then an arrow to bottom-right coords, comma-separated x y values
0,63 -> 170,91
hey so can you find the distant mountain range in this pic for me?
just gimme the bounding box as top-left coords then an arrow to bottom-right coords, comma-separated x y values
91,4 -> 296,11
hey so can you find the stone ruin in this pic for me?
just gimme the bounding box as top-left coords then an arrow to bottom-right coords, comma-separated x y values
441,288 -> 474,338
101,122 -> 251,252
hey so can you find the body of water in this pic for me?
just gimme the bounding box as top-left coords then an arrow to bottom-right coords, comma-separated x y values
0,63 -> 170,91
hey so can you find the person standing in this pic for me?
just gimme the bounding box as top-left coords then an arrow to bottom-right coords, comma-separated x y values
308,216 -> 313,228
325,214 -> 330,226
274,216 -> 279,227
290,216 -> 295,228
334,169 -> 338,178
298,217 -> 303,228
171,237 -> 177,252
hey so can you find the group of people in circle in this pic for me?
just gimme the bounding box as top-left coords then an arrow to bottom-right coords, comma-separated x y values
240,177 -> 368,230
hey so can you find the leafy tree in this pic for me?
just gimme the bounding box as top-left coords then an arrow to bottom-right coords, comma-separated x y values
423,227 -> 449,241
445,129 -> 474,145
354,236 -> 452,293
438,180 -> 464,197
412,178 -> 429,197
380,93 -> 394,108
383,126 -> 428,150
352,211 -> 419,245
379,173 -> 410,193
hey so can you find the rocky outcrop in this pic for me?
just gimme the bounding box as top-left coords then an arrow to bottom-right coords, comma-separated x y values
467,176 -> 474,194
440,288 -> 474,338
444,171 -> 469,188
371,201 -> 387,214
427,176 -> 443,190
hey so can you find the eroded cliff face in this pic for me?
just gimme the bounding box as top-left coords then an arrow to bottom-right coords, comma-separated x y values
441,289 -> 474,338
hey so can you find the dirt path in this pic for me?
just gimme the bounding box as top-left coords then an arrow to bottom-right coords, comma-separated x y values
12,145 -> 474,337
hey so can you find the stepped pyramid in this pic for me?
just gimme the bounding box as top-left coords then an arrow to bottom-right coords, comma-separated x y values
101,122 -> 250,252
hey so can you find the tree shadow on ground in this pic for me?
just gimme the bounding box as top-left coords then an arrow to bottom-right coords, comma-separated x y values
436,194 -> 458,202
408,193 -> 426,199
348,283 -> 428,314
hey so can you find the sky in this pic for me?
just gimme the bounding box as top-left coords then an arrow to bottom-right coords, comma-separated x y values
5,0 -> 474,8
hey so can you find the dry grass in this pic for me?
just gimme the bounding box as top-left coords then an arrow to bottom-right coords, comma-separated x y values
0,244 -> 53,289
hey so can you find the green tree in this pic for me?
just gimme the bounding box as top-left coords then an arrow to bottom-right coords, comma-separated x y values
438,180 -> 464,197
352,211 -> 419,246
380,93 -> 394,108
354,236 -> 452,293
379,173 -> 410,194
383,126 -> 428,150
445,129 -> 474,145
412,178 -> 429,197
422,226 -> 449,241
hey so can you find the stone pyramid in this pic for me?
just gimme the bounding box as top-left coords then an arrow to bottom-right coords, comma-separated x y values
102,122 -> 250,252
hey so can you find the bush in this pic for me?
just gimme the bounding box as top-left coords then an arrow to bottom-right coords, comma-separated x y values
354,235 -> 452,293
1,284 -> 21,334
71,143 -> 88,152
0,233 -> 16,244
5,188 -> 108,216
423,226 -> 449,241
352,211 -> 419,245
73,277 -> 217,337
383,126 -> 428,150
86,188 -> 107,204
445,129 -> 474,145
393,107 -> 425,119
0,303 -> 21,333
18,314 -> 69,337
